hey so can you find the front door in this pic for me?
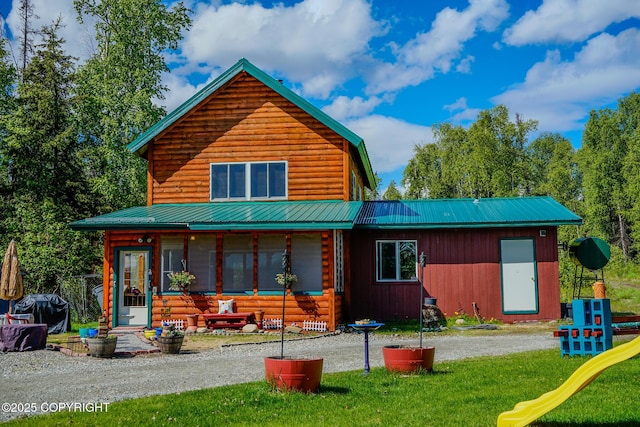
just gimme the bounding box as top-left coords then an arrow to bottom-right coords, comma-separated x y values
116,248 -> 150,326
500,238 -> 538,314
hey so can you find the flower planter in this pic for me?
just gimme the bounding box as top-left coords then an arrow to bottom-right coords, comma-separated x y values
87,336 -> 118,358
186,314 -> 199,333
157,335 -> 184,354
264,356 -> 323,393
382,345 -> 435,373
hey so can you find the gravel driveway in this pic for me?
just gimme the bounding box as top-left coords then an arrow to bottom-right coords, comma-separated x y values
0,331 -> 556,421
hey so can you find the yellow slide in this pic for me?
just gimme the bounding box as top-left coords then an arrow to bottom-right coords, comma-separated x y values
497,335 -> 640,427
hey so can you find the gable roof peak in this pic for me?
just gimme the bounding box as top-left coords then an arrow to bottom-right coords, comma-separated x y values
127,58 -> 375,189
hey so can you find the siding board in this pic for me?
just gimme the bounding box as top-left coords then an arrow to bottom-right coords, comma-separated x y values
350,227 -> 561,323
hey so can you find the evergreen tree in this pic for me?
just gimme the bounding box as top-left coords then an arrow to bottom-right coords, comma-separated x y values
2,20 -> 99,291
382,180 -> 403,200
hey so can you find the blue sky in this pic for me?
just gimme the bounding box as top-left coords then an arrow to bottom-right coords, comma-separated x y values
2,0 -> 640,194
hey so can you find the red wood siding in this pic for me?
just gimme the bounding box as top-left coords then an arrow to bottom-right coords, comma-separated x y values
349,227 -> 561,323
148,73 -> 361,204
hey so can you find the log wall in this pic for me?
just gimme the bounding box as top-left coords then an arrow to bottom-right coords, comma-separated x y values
148,73 -> 363,204
104,230 -> 341,331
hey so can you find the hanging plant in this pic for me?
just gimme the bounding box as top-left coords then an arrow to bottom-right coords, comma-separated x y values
275,272 -> 298,288
168,270 -> 195,291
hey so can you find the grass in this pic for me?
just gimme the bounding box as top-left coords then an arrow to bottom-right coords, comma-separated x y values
26,276 -> 638,426
5,340 -> 640,427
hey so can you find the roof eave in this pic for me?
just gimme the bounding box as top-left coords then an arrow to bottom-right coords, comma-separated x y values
355,220 -> 583,230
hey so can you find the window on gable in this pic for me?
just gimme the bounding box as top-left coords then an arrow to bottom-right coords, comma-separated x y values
211,162 -> 287,200
376,240 -> 417,282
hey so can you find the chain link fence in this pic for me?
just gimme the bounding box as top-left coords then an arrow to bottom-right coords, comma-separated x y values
60,274 -> 103,323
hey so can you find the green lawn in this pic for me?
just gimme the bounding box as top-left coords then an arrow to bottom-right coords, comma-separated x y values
5,342 -> 640,427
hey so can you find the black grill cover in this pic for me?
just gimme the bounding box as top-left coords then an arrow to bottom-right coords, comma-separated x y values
13,294 -> 71,334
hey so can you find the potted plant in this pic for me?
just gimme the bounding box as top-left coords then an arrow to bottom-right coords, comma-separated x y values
383,252 -> 435,373
264,251 -> 323,393
87,335 -> 118,358
167,270 -> 196,291
157,323 -> 184,354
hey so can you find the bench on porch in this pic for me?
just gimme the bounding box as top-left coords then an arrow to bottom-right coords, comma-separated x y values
201,312 -> 255,330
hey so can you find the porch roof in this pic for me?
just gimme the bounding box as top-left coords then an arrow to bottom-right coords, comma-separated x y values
355,197 -> 582,229
69,200 -> 364,231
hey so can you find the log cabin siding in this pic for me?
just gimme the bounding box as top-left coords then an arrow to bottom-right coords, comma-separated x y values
350,227 -> 561,323
105,229 -> 340,330
148,74 -> 356,204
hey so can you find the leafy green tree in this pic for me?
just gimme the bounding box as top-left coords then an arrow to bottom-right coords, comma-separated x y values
403,105 -> 537,199
0,36 -> 17,235
382,180 -> 403,200
528,133 -> 581,206
578,106 -> 630,260
1,21 -> 99,290
74,0 -> 191,212
620,93 -> 640,254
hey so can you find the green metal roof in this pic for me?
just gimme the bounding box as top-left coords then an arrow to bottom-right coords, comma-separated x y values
70,197 -> 581,232
69,201 -> 364,231
127,58 -> 376,190
355,197 -> 582,229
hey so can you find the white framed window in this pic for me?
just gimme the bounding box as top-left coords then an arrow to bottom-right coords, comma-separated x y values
351,170 -> 357,201
160,236 -> 184,292
376,240 -> 417,282
211,161 -> 287,200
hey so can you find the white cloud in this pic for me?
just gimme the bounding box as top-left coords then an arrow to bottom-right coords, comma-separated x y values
504,0 -> 640,45
443,97 -> 481,124
179,0 -> 384,99
6,0 -> 93,63
322,95 -> 383,122
346,115 -> 432,173
493,28 -> 640,132
365,0 -> 509,94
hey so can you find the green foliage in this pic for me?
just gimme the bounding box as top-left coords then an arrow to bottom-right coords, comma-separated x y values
402,105 -> 538,199
0,22 -> 100,292
382,180 -> 403,200
74,0 -> 191,212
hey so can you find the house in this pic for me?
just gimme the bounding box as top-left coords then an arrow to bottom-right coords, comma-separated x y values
70,59 -> 582,330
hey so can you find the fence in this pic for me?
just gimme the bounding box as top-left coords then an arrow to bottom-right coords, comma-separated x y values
61,274 -> 103,323
263,318 -> 282,330
261,318 -> 327,332
163,319 -> 185,331
302,320 -> 327,332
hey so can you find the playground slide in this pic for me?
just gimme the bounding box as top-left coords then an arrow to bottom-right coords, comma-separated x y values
497,335 -> 640,427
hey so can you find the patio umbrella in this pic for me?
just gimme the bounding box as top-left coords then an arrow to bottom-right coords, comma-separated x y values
1,240 -> 24,314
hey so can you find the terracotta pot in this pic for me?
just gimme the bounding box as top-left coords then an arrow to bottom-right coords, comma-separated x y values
186,314 -> 199,332
87,336 -> 118,358
264,356 -> 323,393
382,345 -> 435,373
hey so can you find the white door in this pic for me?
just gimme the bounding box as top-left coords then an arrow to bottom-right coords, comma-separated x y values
500,239 -> 538,313
117,249 -> 150,326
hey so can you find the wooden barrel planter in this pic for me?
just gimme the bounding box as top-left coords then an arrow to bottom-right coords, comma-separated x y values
382,346 -> 435,373
87,336 -> 118,358
157,335 -> 184,354
264,357 -> 323,393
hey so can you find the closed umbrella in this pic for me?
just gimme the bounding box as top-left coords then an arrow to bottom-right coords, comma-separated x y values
1,240 -> 24,314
